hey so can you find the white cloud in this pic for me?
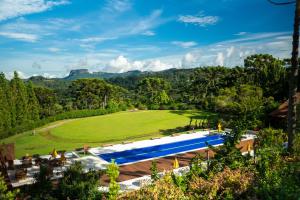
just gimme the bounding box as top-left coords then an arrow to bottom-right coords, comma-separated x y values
172,41 -> 197,48
226,46 -> 234,57
0,31 -> 38,42
0,0 -> 70,21
222,32 -> 290,44
142,30 -> 155,36
105,0 -> 131,12
103,55 -> 173,73
48,47 -> 61,52
4,70 -> 28,79
0,17 -> 82,42
178,14 -> 219,27
234,32 -> 247,36
128,9 -> 163,35
182,53 -> 198,68
216,52 -> 224,66
79,36 -> 117,43
106,55 -> 132,73
143,60 -> 172,71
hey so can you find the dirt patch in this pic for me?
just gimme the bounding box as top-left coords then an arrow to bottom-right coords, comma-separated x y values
37,119 -> 76,133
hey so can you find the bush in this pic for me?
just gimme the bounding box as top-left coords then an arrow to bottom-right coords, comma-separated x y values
148,104 -> 160,110
137,103 -> 147,110
169,103 -> 178,110
177,103 -> 189,110
58,162 -> 102,200
159,104 -> 169,110
118,173 -> 187,200
0,173 -> 18,200
188,168 -> 254,199
107,160 -> 120,200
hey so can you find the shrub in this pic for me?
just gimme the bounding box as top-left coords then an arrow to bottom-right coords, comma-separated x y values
188,168 -> 254,199
150,160 -> 159,182
137,103 -> 147,110
107,160 -> 120,200
118,173 -> 187,200
148,104 -> 160,110
0,173 -> 18,200
58,162 -> 101,200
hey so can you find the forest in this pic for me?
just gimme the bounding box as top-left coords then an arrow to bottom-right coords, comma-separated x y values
0,54 -> 292,139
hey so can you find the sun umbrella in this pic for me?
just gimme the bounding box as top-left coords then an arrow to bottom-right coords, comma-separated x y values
173,157 -> 179,169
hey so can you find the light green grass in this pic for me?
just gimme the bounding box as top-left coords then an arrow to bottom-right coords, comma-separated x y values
1,110 -> 216,158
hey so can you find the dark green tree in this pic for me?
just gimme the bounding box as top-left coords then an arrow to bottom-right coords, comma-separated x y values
34,87 -> 58,118
69,79 -> 127,110
10,71 -> 28,127
137,77 -> 171,106
214,84 -> 266,129
58,162 -> 101,200
31,165 -> 54,199
244,54 -> 286,99
27,81 -> 40,121
0,73 -> 11,137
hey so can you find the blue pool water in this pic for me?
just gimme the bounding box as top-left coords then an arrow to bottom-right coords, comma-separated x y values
98,134 -> 224,165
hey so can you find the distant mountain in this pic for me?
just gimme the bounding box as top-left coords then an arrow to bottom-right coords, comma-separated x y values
64,69 -> 147,80
27,67 -> 197,91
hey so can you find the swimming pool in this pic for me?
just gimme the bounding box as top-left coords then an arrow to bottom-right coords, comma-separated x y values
97,134 -> 224,165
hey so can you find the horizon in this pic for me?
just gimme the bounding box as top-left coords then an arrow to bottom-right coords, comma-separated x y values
0,0 -> 294,78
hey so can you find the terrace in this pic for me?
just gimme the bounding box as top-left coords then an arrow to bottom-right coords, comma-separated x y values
2,130 -> 255,191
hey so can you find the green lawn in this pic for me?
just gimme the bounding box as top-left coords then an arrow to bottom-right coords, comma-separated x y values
2,110 -> 216,158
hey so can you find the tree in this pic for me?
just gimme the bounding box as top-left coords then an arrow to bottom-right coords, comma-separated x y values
188,66 -> 245,108
31,164 -> 54,199
214,85 -> 266,129
107,160 -> 120,200
137,77 -> 171,106
10,71 -> 28,127
34,87 -> 58,118
208,121 -> 249,173
27,81 -> 40,121
58,162 -> 101,200
287,0 -> 300,153
0,73 -> 11,137
244,54 -> 286,100
69,79 -> 127,110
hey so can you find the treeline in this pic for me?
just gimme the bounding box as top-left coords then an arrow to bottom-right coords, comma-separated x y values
0,72 -> 40,138
0,73 -> 129,139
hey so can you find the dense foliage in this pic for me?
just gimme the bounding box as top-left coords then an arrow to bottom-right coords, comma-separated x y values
19,162 -> 102,200
118,127 -> 300,200
0,173 -> 18,200
0,73 -> 129,139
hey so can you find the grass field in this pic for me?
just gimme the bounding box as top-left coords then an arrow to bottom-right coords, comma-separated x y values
2,110 -> 216,158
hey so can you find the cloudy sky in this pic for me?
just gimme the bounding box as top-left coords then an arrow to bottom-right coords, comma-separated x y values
0,0 -> 294,78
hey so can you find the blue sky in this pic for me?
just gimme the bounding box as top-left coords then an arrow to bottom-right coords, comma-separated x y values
0,0 -> 294,78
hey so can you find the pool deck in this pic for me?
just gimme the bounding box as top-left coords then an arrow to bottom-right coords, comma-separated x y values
99,134 -> 255,185
6,130 -> 255,190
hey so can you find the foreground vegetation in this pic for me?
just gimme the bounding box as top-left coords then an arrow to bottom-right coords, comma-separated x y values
119,128 -> 300,200
3,110 -> 215,157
